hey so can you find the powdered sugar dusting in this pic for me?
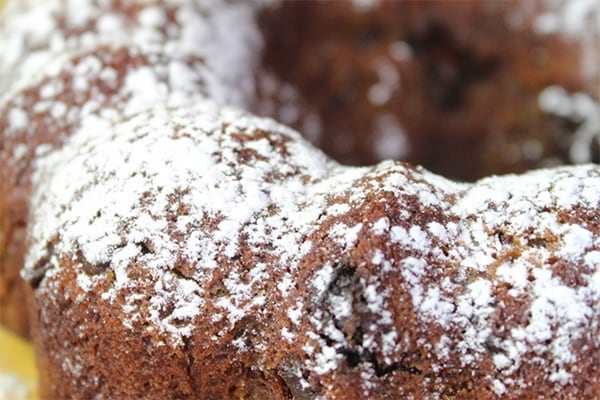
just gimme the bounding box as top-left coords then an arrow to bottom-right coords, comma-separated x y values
26,98 -> 345,337
0,0 -> 262,111
304,161 -> 598,395
2,0 -> 599,397
539,85 -> 600,164
534,0 -> 600,81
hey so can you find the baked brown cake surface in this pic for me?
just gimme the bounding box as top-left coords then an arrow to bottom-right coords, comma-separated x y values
23,100 -> 600,398
0,0 -> 600,340
0,0 -> 599,398
1,0 -> 599,338
1,0 -> 266,337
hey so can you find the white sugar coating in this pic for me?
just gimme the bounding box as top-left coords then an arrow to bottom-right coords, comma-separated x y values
0,0 -> 263,112
329,222 -> 363,248
328,203 -> 351,217
535,0 -> 600,38
371,217 -> 389,235
26,95 -> 388,343
7,107 -> 28,135
390,225 -> 430,252
427,221 -> 447,240
378,164 -> 600,389
533,0 -> 600,80
2,0 -> 600,396
492,379 -> 507,396
560,224 -> 593,258
287,301 -> 304,326
312,342 -> 343,375
429,166 -> 599,377
538,85 -> 600,164
19,93 -> 600,400
521,0 -> 600,167
11,143 -> 27,162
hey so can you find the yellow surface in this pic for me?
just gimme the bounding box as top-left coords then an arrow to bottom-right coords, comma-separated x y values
1,0 -> 37,397
0,327 -> 38,400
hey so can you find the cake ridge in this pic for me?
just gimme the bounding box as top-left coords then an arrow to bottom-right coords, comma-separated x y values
1,0 -> 599,398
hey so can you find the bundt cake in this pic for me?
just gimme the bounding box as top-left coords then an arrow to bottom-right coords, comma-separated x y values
2,0 -> 599,339
257,0 -> 600,178
23,100 -> 600,398
0,0 -> 599,398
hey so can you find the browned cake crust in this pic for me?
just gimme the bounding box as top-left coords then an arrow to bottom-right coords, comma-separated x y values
0,0 -> 599,398
2,0 -> 599,339
23,101 -> 600,398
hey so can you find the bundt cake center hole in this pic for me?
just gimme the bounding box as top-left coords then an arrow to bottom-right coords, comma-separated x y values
257,2 -> 597,181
